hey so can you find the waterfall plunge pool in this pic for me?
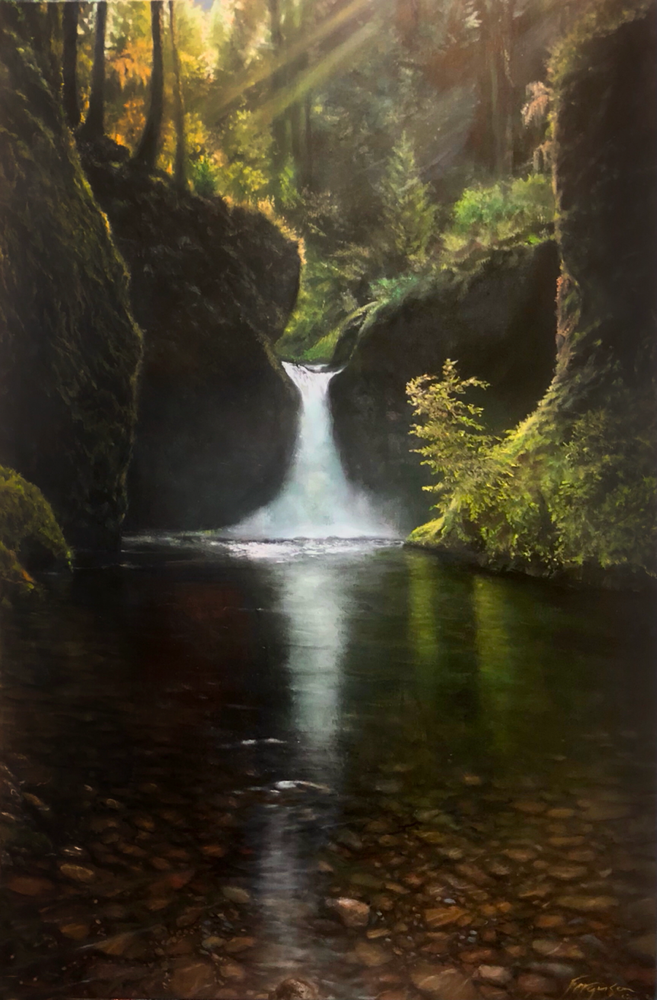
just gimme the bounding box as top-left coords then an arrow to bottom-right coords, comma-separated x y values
0,538 -> 654,999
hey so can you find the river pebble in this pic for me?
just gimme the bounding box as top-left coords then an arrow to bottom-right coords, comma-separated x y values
516,972 -> 559,995
475,965 -> 512,986
327,896 -> 371,928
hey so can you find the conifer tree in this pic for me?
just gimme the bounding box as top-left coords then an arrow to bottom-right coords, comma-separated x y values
380,132 -> 436,267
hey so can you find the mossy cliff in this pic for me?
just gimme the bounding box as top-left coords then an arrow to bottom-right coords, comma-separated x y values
410,0 -> 657,584
0,4 -> 142,556
330,241 -> 560,528
82,148 -> 301,531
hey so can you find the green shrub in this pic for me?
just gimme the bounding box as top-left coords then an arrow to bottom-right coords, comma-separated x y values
407,361 -> 500,515
444,175 -> 555,253
189,155 -> 220,198
408,367 -> 657,580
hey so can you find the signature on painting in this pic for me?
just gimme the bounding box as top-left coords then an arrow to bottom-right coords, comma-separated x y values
565,976 -> 640,998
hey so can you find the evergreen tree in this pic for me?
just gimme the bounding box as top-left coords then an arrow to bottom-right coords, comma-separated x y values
380,132 -> 436,268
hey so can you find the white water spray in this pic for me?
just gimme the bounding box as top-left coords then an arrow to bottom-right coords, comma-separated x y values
232,363 -> 394,539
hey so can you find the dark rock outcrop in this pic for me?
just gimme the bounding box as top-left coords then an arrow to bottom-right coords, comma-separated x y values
411,0 -> 657,584
81,148 -> 301,530
0,5 -> 142,555
330,241 -> 560,527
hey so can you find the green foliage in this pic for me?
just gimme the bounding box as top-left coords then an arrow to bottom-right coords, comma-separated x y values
407,361 -> 498,514
0,467 -> 70,599
554,389 -> 657,571
212,106 -> 274,204
277,243 -> 374,360
189,153 -> 219,197
409,370 -> 657,581
380,132 -> 437,267
444,175 -> 555,253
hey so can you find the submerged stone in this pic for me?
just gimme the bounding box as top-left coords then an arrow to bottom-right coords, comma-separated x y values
556,895 -> 619,912
411,965 -> 479,998
424,906 -> 468,928
475,966 -> 512,987
169,959 -> 217,998
354,939 -> 392,967
516,973 -> 559,995
327,896 -> 371,928
7,875 -> 54,896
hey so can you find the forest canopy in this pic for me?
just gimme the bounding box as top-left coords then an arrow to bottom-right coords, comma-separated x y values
59,0 -> 581,360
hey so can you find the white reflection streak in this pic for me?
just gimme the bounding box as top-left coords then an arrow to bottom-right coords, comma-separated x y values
258,556 -> 348,971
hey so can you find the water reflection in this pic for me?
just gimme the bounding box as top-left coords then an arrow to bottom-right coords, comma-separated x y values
251,548 -> 353,975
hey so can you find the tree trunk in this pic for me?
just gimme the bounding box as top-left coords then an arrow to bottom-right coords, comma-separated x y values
268,0 -> 288,173
62,1 -> 81,130
169,0 -> 187,191
302,90 -> 313,191
474,0 -> 514,176
78,0 -> 107,141
134,0 -> 165,172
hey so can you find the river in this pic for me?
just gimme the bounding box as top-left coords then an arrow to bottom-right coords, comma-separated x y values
0,536 -> 654,1000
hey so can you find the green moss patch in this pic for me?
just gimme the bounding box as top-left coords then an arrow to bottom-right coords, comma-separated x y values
0,466 -> 69,599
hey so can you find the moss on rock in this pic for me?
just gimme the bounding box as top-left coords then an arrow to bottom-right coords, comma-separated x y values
0,466 -> 69,599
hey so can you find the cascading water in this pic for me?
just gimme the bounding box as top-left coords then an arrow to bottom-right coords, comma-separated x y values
232,363 -> 395,539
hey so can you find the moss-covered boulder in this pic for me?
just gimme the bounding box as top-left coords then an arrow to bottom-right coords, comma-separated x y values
0,467 -> 69,600
411,0 -> 657,585
81,149 -> 301,530
329,241 -> 560,528
0,5 -> 142,555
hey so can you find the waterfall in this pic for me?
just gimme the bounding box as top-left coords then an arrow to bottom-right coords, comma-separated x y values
232,363 -> 394,539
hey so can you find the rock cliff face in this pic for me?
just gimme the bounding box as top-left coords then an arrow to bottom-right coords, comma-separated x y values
551,0 -> 656,379
330,242 -> 560,527
0,5 -> 142,555
410,0 -> 657,584
82,149 -> 301,530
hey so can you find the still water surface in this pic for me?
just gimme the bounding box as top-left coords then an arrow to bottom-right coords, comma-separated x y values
0,538 -> 654,999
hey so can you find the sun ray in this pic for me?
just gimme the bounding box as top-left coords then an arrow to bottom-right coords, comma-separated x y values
205,0 -> 388,121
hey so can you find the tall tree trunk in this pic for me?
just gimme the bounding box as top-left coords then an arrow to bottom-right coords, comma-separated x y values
78,0 -> 107,141
62,1 -> 81,130
474,0 -> 514,176
134,0 -> 165,172
268,0 -> 288,174
169,0 -> 187,191
302,90 -> 313,191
